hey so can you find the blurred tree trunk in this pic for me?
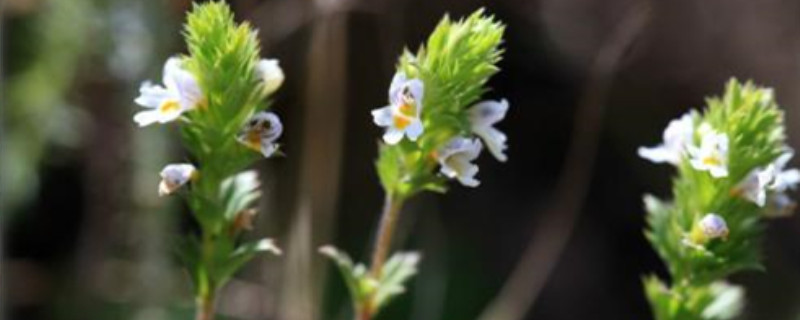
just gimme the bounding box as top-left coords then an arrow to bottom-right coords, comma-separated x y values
279,4 -> 350,320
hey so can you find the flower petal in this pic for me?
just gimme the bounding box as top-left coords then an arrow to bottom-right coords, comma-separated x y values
475,126 -> 507,162
405,120 -> 424,141
257,59 -> 285,95
372,106 -> 394,127
470,99 -> 509,127
383,128 -> 404,145
638,146 -> 678,164
162,57 -> 183,91
405,79 -> 424,109
159,163 -> 196,196
388,72 -> 408,105
134,82 -> 172,108
437,137 -> 483,187
133,110 -> 163,127
261,141 -> 279,158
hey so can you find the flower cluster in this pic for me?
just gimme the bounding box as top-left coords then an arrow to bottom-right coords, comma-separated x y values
134,55 -> 285,195
132,3 -> 286,318
372,73 -> 509,187
640,108 -> 798,249
324,10 -> 508,320
640,79 -> 794,320
370,10 -> 507,198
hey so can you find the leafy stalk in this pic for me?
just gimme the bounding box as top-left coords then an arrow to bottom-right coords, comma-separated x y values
134,2 -> 284,319
640,79 -> 795,319
322,9 -> 508,320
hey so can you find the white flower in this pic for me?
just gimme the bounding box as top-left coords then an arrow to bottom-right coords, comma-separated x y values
688,124 -> 729,178
735,167 -> 774,207
371,73 -> 424,144
638,112 -> 694,165
256,59 -> 284,95
699,213 -> 729,240
159,163 -> 197,196
469,99 -> 509,162
767,151 -> 800,192
735,150 -> 800,207
236,111 -> 283,158
134,57 -> 203,127
437,137 -> 483,187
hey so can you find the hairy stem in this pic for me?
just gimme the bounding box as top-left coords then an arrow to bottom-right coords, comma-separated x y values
356,192 -> 404,320
369,192 -> 405,278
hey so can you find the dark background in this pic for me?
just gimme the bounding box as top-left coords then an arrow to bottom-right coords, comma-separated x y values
4,0 -> 800,319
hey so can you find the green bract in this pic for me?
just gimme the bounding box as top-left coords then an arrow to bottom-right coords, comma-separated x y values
642,79 -> 792,320
376,9 -> 505,198
324,9 -> 508,320
133,2 -> 284,318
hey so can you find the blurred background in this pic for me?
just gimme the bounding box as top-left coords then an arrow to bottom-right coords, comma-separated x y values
4,0 -> 800,319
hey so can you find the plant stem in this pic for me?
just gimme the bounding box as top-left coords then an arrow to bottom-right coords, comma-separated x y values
357,192 -> 404,320
196,231 -> 217,320
369,192 -> 405,278
195,290 -> 216,320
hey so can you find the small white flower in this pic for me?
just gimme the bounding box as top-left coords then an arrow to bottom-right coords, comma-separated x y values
638,112 -> 694,165
437,137 -> 483,187
735,167 -> 774,207
699,213 -> 729,240
237,111 -> 283,158
767,151 -> 800,192
371,73 -> 424,144
159,163 -> 197,196
688,124 -> 729,178
735,150 -> 800,207
256,59 -> 284,95
134,57 -> 203,127
469,99 -> 509,162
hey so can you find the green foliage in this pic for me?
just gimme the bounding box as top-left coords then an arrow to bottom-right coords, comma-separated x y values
143,1 -> 282,304
181,1 -> 269,177
644,276 -> 744,320
642,79 -> 791,319
320,246 -> 420,317
376,9 -> 505,198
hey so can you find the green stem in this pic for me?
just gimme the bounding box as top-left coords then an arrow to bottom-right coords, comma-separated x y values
195,290 -> 216,320
196,228 -> 218,320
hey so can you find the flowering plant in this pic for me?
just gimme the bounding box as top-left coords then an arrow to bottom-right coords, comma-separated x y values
639,79 -> 798,319
321,9 -> 509,320
132,2 -> 284,319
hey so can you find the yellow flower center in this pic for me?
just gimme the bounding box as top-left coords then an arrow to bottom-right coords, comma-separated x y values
159,99 -> 181,114
702,155 -> 721,166
393,114 -> 412,129
398,101 -> 416,117
244,131 -> 262,151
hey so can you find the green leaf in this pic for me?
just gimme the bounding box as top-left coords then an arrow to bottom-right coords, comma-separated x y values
373,251 -> 421,310
319,245 -> 374,305
643,276 -> 744,320
701,282 -> 744,320
319,246 -> 421,317
219,170 -> 262,221
216,238 -> 281,286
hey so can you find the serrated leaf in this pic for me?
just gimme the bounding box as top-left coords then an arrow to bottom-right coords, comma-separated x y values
373,251 -> 421,310
702,282 -> 744,320
216,238 -> 281,286
219,170 -> 262,221
319,245 -> 372,304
